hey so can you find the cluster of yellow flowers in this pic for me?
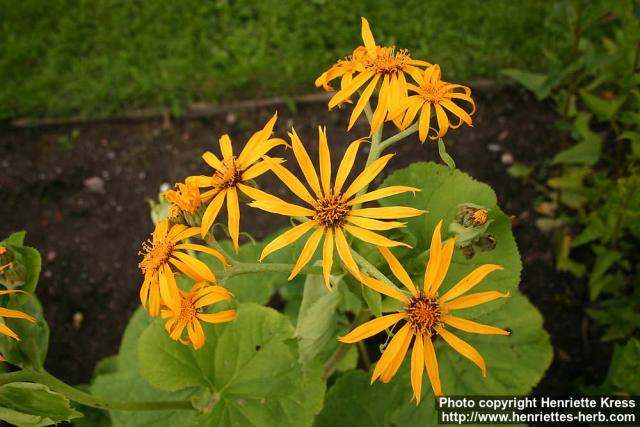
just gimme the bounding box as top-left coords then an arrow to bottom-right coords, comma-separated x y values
135,17 -> 508,402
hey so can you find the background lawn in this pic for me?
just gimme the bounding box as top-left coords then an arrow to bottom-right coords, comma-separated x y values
0,0 -> 565,119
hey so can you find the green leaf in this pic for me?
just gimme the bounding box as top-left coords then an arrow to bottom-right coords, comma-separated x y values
584,338 -> 640,395
0,237 -> 42,293
138,304 -> 325,426
552,113 -> 602,166
437,138 -> 456,169
0,382 -> 82,427
295,273 -> 342,364
501,69 -> 551,100
361,282 -> 382,317
315,371 -> 406,427
90,308 -> 197,427
0,294 -> 49,370
580,89 -> 625,121
507,163 -> 533,179
380,162 -> 522,311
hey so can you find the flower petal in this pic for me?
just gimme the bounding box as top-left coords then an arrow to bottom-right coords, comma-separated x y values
372,323 -> 412,383
347,216 -> 405,231
347,186 -> 420,206
411,333 -> 425,404
344,224 -> 410,248
318,127 -> 332,194
423,335 -> 442,396
260,220 -> 317,261
334,138 -> 367,193
348,74 -> 380,130
227,187 -> 241,252
439,264 -> 504,302
378,246 -> 418,296
439,328 -> 486,376
265,157 -> 316,206
444,291 -> 510,311
290,129 -> 321,197
288,227 -> 324,280
444,315 -> 510,336
335,228 -> 361,280
361,17 -> 377,57
343,154 -> 394,199
360,275 -> 411,303
200,190 -> 227,238
431,237 -> 457,295
322,228 -> 334,289
197,309 -> 237,324
249,200 -> 315,217
424,220 -> 443,295
350,206 -> 427,219
339,312 -> 406,343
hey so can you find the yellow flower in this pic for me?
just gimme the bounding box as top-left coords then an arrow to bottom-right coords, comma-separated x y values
188,113 -> 287,251
249,127 -> 426,288
317,17 -> 430,134
390,64 -> 475,142
0,289 -> 35,361
164,178 -> 205,222
339,220 -> 509,402
161,282 -> 236,350
0,246 -> 6,256
138,220 -> 226,317
471,208 -> 488,226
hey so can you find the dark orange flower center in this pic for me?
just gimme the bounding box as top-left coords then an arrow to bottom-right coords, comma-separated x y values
178,297 -> 197,323
405,294 -> 443,335
313,192 -> 349,228
212,157 -> 242,190
471,208 -> 488,225
419,83 -> 446,104
368,47 -> 410,75
138,238 -> 174,274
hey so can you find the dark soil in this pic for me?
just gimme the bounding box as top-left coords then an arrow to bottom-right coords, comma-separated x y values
0,85 -> 610,393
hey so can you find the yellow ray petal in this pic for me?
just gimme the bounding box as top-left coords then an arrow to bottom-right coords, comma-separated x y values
334,138 -> 367,193
194,287 -> 233,308
344,224 -> 410,248
418,101 -> 432,142
347,185 -> 420,206
444,315 -> 510,336
328,70 -> 375,109
339,312 -> 406,343
290,128 -> 321,197
360,275 -> 411,303
439,328 -> 486,376
237,112 -> 279,166
444,291 -> 510,311
227,187 -> 241,252
0,307 -> 34,322
172,252 -> 216,283
346,216 -> 405,231
237,182 -> 282,203
411,333 -> 425,404
318,127 -> 332,194
424,220 -> 443,295
440,99 -> 473,126
431,238 -> 457,295
401,97 -> 425,130
197,309 -> 237,324
140,275 -> 151,309
322,228 -> 334,289
219,134 -> 234,160
202,151 -> 223,171
159,264 -> 180,310
404,65 -> 425,86
241,158 -> 284,181
439,264 -> 503,302
348,74 -> 380,130
288,227 -> 324,280
370,75 -> 390,134
260,220 -> 317,261
361,17 -> 377,57
188,320 -> 206,349
171,226 -> 201,243
153,220 -> 169,241
378,246 -> 418,296
350,206 -> 427,219
170,257 -> 208,283
0,289 -> 26,296
343,154 -> 394,199
380,328 -> 413,383
148,282 -> 160,317
174,244 -> 227,267
240,137 -> 289,168
433,104 -> 449,139
249,200 -> 315,217
423,335 -> 442,396
0,323 -> 19,340
200,190 -> 227,238
266,157 -> 316,206
371,323 -> 411,383
335,228 -> 361,280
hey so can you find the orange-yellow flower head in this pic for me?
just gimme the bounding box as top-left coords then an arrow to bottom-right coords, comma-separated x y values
391,64 -> 475,142
164,178 -> 205,223
187,113 -> 288,251
161,282 -> 236,350
0,289 -> 35,361
317,17 -> 430,135
249,127 -> 426,288
339,220 -> 509,402
138,220 -> 226,317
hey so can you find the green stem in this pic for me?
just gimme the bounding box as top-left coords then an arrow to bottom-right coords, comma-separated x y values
216,261 -> 323,280
323,310 -> 370,379
0,370 -> 194,411
378,123 -> 418,152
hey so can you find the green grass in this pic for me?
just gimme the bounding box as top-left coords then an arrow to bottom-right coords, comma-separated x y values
0,0 -> 566,119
